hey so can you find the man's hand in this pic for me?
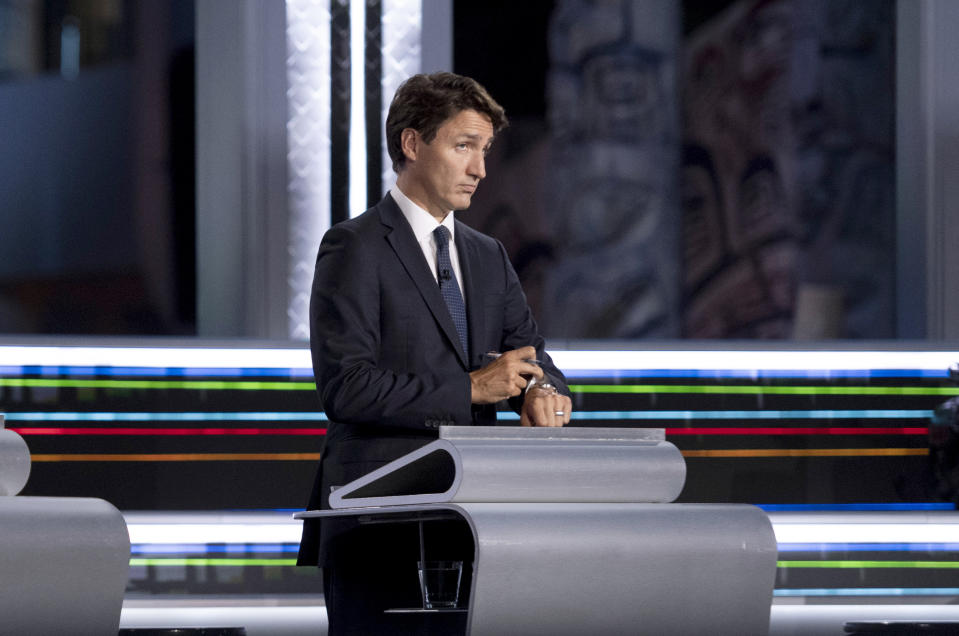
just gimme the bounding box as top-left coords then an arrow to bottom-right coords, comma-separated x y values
469,346 -> 543,404
521,383 -> 572,427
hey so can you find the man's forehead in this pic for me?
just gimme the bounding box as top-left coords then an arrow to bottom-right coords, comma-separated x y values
440,109 -> 494,139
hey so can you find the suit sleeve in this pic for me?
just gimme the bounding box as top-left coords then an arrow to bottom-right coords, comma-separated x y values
310,224 -> 473,429
492,240 -> 570,412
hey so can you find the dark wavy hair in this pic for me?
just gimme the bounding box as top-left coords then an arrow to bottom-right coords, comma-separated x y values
386,72 -> 508,172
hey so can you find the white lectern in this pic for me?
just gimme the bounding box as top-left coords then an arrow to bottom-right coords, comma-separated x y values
296,426 -> 777,635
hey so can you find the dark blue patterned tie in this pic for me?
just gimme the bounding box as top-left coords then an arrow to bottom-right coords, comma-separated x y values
433,226 -> 469,358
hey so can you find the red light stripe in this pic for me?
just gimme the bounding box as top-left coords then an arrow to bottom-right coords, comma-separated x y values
10,427 -> 327,436
665,427 -> 927,436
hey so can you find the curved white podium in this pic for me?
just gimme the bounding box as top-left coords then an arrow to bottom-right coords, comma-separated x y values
297,427 -> 777,635
0,414 -> 130,636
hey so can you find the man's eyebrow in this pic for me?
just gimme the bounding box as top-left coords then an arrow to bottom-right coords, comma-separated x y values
455,132 -> 492,142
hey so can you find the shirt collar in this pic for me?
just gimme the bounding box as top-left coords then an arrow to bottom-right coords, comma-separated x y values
390,185 -> 455,244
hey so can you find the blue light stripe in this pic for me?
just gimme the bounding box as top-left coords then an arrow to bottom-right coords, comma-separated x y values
0,366 -> 315,378
760,503 -> 954,512
6,409 -> 933,424
2,366 -> 949,380
774,588 -> 959,597
131,543 -> 299,555
564,369 -> 949,379
777,543 -> 959,552
498,410 -> 934,421
4,412 -> 328,422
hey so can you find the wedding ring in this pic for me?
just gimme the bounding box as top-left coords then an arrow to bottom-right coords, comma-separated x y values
554,410 -> 565,416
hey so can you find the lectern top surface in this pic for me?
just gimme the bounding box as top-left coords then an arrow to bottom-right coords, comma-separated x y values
439,426 -> 664,442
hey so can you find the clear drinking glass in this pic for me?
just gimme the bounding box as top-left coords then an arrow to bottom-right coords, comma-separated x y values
417,560 -> 463,609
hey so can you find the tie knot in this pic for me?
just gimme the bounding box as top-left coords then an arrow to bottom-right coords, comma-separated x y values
433,226 -> 451,248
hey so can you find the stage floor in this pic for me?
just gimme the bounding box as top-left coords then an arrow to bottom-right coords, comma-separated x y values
119,596 -> 959,635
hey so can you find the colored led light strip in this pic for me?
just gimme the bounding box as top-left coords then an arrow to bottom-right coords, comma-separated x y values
4,412 -> 327,422
0,379 -> 314,390
0,366 -> 315,378
12,427 -> 326,436
128,558 -> 297,567
760,503 -> 955,511
570,369 -> 953,379
132,544 -> 299,555
777,543 -> 959,552
549,350 -> 959,372
777,560 -> 959,568
569,384 -> 959,396
7,426 -> 927,437
2,345 -> 957,372
6,410 -> 933,423
30,453 -> 322,462
773,588 -> 959,597
682,449 -> 928,458
1,365 -> 950,380
0,345 -> 313,368
126,521 -> 302,544
665,427 -> 927,435
497,410 -> 935,421
121,512 -> 959,546
773,522 -> 959,544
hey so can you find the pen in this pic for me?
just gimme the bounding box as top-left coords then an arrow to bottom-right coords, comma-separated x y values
485,351 -> 542,365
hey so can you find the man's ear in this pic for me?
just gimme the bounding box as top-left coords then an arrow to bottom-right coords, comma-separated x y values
400,128 -> 418,163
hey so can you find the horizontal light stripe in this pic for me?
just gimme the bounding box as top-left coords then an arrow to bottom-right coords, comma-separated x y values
666,427 -> 927,435
774,523 -> 959,544
760,503 -> 955,512
18,426 -> 922,436
773,587 -> 959,597
28,449 -> 925,461
3,345 -> 958,373
127,522 -> 302,545
121,511 -> 959,547
549,350 -> 959,372
569,384 -> 959,396
682,448 -> 928,458
0,366 -> 314,378
129,558 -> 297,567
31,453 -> 322,462
777,543 -> 959,552
132,543 -> 299,555
5,412 -> 327,422
0,379 -> 314,390
12,427 -> 326,436
560,410 -> 935,421
0,345 -> 312,369
1,365 -> 949,381
5,409 -> 933,423
778,560 -> 959,568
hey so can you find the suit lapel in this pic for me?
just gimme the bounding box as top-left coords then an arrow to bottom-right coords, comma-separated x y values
379,197 -> 470,369
456,222 -> 485,371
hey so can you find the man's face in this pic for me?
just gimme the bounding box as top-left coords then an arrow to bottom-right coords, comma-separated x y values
403,109 -> 494,219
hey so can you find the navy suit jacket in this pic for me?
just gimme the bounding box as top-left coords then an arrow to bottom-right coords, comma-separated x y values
297,194 -> 567,566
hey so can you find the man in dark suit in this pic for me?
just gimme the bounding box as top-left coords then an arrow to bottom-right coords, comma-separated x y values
298,72 -> 572,634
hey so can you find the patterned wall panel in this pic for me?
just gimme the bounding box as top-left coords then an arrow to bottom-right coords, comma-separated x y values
379,0 -> 421,197
286,0 -> 332,340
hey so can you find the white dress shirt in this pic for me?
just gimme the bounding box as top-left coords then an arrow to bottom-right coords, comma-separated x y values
390,185 -> 467,309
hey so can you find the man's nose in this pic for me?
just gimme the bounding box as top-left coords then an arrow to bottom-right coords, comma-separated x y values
468,153 -> 486,180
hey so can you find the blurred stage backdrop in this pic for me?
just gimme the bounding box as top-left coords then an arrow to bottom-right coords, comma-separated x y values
0,0 -> 896,342
460,0 -> 894,340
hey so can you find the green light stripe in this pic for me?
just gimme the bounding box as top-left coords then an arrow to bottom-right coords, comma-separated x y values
570,385 -> 959,396
0,379 -> 314,391
129,558 -> 297,567
778,560 -> 959,569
